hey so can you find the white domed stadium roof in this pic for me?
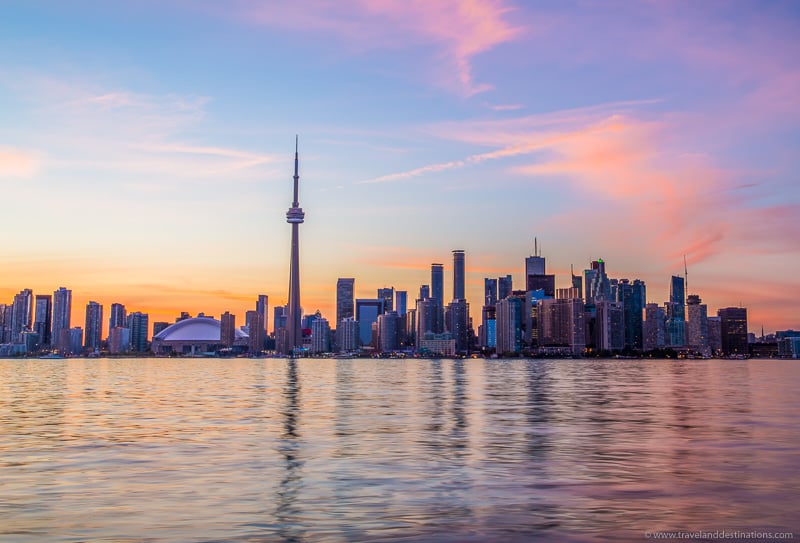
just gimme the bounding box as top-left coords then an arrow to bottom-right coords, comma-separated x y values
154,316 -> 248,342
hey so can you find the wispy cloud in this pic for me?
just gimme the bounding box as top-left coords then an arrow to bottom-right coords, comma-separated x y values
224,0 -> 522,96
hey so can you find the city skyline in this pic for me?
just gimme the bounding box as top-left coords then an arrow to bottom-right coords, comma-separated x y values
1,2 -> 799,333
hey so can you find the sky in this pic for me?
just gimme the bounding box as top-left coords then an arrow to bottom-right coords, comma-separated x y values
1,0 -> 799,336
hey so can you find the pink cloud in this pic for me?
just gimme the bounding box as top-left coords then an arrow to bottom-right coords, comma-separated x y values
226,0 -> 521,96
0,146 -> 41,178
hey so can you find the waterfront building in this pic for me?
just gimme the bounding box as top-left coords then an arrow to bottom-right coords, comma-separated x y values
221,312 -> 236,348
33,294 -> 52,348
310,317 -> 331,354
418,332 -> 456,357
596,301 -> 625,352
498,274 -> 513,301
377,311 -> 400,352
84,301 -> 103,351
128,312 -> 149,352
109,327 -> 130,354
395,291 -> 407,316
419,284 -> 430,301
285,137 -> 305,354
377,287 -> 394,313
11,289 -> 33,344
585,259 -> 610,306
337,317 -> 360,353
484,278 -> 498,306
718,307 -> 748,356
153,322 -> 169,337
415,297 -> 439,349
355,298 -> 384,347
273,305 -> 287,335
496,295 -> 523,355
707,316 -> 722,353
453,250 -> 466,301
445,298 -> 470,353
336,278 -> 355,324
686,294 -> 709,353
616,279 -> 645,351
644,303 -> 666,351
404,308 -> 416,347
246,310 -> 265,353
52,287 -> 71,353
151,316 -> 249,355
431,263 -> 444,332
108,303 -> 126,339
256,295 -> 269,340
539,295 -> 585,355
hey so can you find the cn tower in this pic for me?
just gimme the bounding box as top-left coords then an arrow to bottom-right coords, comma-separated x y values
285,136 -> 305,354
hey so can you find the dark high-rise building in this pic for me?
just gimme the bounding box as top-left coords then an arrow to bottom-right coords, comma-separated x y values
220,311 -> 236,348
11,289 -> 33,343
84,301 -> 103,351
686,294 -> 708,353
415,298 -> 438,348
484,278 -> 498,306
256,295 -> 269,340
33,294 -> 52,347
419,284 -> 430,301
395,291 -> 407,316
52,287 -> 72,353
356,299 -> 384,347
585,259 -> 610,306
430,263 -> 444,333
285,137 -> 305,354
718,307 -> 748,355
526,274 -> 555,298
246,310 -> 265,353
446,298 -> 470,353
616,278 -> 645,351
498,274 -> 513,301
571,266 -> 583,300
377,311 -> 401,352
431,264 -> 444,306
336,278 -> 355,325
273,305 -> 287,335
109,303 -> 127,337
496,295 -> 523,354
666,275 -> 686,347
452,250 -> 465,301
377,287 -> 394,313
127,312 -> 149,352
153,321 -> 170,337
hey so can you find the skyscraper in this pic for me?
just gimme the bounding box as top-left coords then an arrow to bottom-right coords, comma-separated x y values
11,289 -> 33,343
246,310 -> 265,353
666,275 -> 686,347
687,294 -> 709,353
33,294 -> 52,348
452,250 -> 465,301
395,291 -> 407,316
484,278 -> 498,306
52,287 -> 71,353
431,263 -> 444,333
310,317 -> 331,353
498,274 -> 513,301
221,312 -> 236,348
718,307 -> 748,356
127,312 -> 149,352
377,287 -> 394,313
285,137 -> 305,354
109,303 -> 127,338
336,278 -> 355,325
84,301 -> 103,351
256,295 -> 269,340
355,298 -> 384,347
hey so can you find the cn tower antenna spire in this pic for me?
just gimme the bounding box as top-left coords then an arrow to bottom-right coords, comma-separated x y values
285,136 -> 305,355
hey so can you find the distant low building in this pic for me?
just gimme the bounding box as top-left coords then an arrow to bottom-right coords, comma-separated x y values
151,316 -> 249,356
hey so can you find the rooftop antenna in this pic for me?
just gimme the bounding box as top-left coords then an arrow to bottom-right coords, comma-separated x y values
684,254 -> 688,294
535,236 -> 538,257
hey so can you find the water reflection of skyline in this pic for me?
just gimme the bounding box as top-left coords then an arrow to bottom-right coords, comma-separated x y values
0,359 -> 798,542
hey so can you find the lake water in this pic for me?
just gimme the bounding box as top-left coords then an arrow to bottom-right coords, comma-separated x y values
0,358 -> 797,542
